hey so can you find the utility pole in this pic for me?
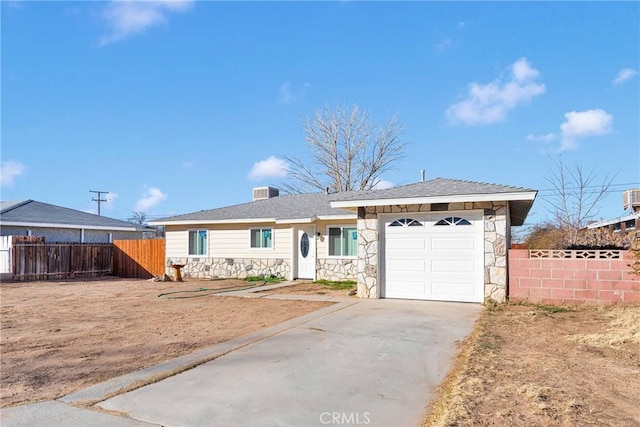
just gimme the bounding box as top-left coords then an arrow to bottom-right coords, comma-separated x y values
90,190 -> 109,216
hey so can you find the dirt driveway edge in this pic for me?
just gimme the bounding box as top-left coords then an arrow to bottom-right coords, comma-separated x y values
60,300 -> 355,407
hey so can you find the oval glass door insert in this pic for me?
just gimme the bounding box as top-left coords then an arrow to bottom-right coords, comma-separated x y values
300,233 -> 310,258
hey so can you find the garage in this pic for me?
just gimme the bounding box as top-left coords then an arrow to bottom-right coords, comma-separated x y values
329,177 -> 538,303
381,211 -> 484,303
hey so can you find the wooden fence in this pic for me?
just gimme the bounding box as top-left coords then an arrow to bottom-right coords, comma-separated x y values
11,241 -> 113,281
113,239 -> 165,279
0,236 -> 13,279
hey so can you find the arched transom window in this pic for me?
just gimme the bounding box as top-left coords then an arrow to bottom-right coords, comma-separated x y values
434,216 -> 472,226
389,218 -> 423,227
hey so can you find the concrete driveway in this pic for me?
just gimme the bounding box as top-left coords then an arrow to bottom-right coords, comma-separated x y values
3,297 -> 481,427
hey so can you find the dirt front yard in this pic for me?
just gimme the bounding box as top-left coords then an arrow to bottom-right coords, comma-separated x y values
423,303 -> 640,426
0,278 -> 332,408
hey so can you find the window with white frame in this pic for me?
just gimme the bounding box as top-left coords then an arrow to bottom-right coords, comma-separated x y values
328,226 -> 357,257
434,216 -> 472,226
250,228 -> 273,249
188,229 -> 208,256
389,218 -> 423,227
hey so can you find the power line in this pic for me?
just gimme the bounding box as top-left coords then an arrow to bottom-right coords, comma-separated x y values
90,190 -> 109,216
535,182 -> 640,193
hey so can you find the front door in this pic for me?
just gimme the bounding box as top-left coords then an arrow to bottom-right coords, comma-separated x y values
296,227 -> 316,279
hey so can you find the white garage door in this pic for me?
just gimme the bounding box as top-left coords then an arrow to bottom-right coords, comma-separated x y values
382,211 -> 484,303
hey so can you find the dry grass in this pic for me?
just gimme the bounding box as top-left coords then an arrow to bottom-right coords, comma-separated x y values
257,281 -> 357,297
422,304 -> 640,427
422,309 -> 497,427
568,305 -> 640,347
0,278 -> 332,407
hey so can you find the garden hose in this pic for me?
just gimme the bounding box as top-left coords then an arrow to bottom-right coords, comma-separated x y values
157,281 -> 267,299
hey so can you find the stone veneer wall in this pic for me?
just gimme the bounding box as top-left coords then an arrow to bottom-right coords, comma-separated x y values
166,257 -> 291,280
316,258 -> 357,281
356,202 -> 509,303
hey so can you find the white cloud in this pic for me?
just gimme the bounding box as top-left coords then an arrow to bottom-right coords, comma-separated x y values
248,156 -> 289,180
613,68 -> 638,85
277,81 -> 311,104
278,82 -> 293,104
372,179 -> 394,190
1,160 -> 26,187
434,21 -> 467,54
446,58 -> 546,125
559,109 -> 613,151
512,59 -> 540,82
134,187 -> 168,212
100,0 -> 193,45
434,36 -> 453,54
526,133 -> 557,143
104,192 -> 119,211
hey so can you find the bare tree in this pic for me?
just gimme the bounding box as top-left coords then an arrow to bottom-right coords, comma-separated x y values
542,157 -> 616,245
282,103 -> 406,193
128,211 -> 147,225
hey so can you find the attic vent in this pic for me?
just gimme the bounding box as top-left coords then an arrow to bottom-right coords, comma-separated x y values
253,186 -> 280,201
623,189 -> 640,213
431,203 -> 449,211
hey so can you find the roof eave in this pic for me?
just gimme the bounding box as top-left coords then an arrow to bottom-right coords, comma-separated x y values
330,191 -> 538,209
315,214 -> 357,221
586,212 -> 640,229
149,218 -> 277,226
0,221 -> 141,232
508,199 -> 536,227
149,213 -> 357,226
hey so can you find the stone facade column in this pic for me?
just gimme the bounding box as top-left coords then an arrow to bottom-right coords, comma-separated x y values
357,207 -> 379,298
481,202 -> 508,303
351,202 -> 511,303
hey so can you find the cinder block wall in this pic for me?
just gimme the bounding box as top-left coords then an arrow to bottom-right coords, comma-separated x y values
508,249 -> 640,304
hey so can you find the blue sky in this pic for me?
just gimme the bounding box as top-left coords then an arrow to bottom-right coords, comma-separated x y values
2,1 -> 639,227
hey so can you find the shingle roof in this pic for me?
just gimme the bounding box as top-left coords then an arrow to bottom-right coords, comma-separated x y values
331,178 -> 536,202
152,192 -> 356,223
153,178 -> 537,225
0,201 -> 27,212
330,178 -> 537,226
1,200 -> 149,230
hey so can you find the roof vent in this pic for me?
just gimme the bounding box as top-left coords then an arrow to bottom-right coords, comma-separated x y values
623,189 -> 640,213
253,186 -> 279,201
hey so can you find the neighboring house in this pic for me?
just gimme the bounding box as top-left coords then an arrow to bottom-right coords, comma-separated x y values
0,200 -> 153,243
586,188 -> 640,235
151,178 -> 537,304
586,213 -> 640,235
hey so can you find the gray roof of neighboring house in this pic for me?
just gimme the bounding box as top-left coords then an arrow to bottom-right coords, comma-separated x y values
152,178 -> 537,225
586,212 -> 640,229
0,200 -> 150,231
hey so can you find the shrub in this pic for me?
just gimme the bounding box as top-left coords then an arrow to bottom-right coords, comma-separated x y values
524,223 -> 634,250
631,238 -> 640,277
568,228 -> 633,250
524,223 -> 566,249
